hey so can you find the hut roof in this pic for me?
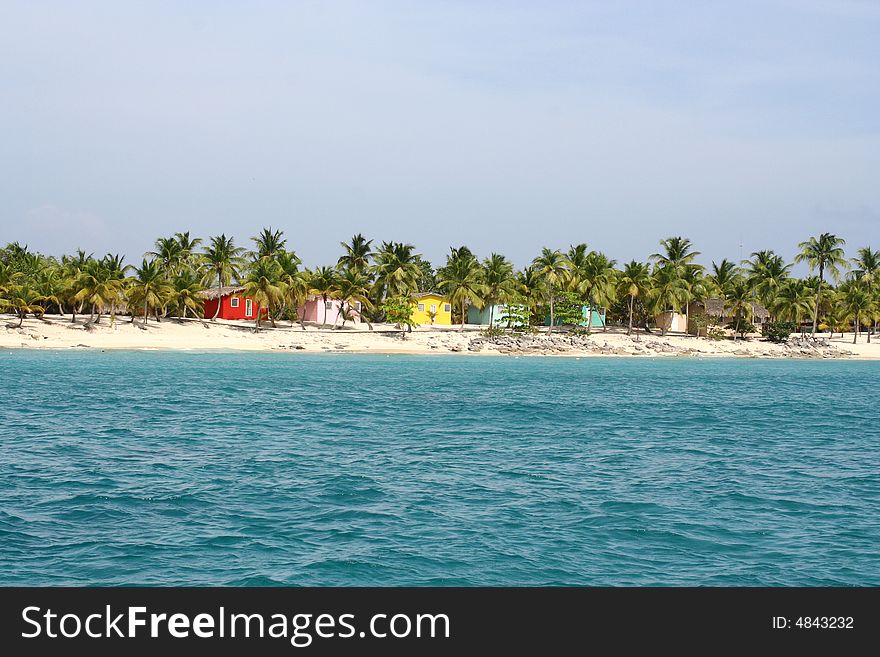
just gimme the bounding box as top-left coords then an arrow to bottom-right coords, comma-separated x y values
411,292 -> 445,299
198,285 -> 245,300
697,297 -> 770,319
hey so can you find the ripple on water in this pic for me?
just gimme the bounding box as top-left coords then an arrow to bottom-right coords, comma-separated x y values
1,352 -> 879,585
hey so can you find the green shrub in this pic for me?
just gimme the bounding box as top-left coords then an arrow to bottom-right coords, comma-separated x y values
381,296 -> 417,334
763,320 -> 796,343
707,327 -> 727,341
688,312 -> 708,336
726,319 -> 756,339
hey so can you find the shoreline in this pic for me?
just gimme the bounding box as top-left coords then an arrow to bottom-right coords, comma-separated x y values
3,314 -> 878,360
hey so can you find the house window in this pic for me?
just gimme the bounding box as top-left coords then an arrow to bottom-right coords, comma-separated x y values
325,300 -> 333,310
430,304 -> 436,313
245,299 -> 253,317
444,304 -> 451,312
230,297 -> 240,308
354,301 -> 362,312
418,303 -> 425,312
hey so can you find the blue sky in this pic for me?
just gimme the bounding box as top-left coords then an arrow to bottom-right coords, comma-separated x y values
1,0 -> 878,270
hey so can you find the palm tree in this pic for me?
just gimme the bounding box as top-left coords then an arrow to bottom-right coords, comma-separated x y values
616,261 -> 652,337
708,259 -> 738,298
794,233 -> 847,336
333,268 -> 373,329
852,246 -> 879,341
201,234 -> 245,320
174,232 -> 203,271
532,248 -> 568,333
565,243 -> 589,276
650,237 -> 702,331
839,279 -> 872,344
60,249 -> 93,321
647,266 -> 690,336
128,259 -> 170,325
373,242 -> 421,299
725,276 -> 753,340
744,250 -> 790,314
242,257 -> 284,330
481,253 -> 516,328
6,281 -> 43,327
437,247 -> 485,329
573,251 -> 617,334
337,234 -> 373,272
147,236 -> 184,278
31,265 -> 65,318
170,270 -> 205,321
252,227 -> 287,260
308,266 -> 338,327
769,279 -> 813,325
73,258 -> 126,323
822,297 -> 849,339
516,266 -> 546,327
100,254 -> 129,323
276,251 -> 309,329
651,236 -> 700,270
0,261 -> 21,299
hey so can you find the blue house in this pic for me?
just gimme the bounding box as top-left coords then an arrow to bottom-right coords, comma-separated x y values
544,306 -> 606,328
467,303 -> 527,327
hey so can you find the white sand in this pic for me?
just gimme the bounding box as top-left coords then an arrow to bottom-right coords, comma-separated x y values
2,314 -> 878,359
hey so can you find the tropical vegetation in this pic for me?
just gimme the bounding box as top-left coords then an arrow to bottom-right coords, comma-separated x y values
1,231 -> 877,342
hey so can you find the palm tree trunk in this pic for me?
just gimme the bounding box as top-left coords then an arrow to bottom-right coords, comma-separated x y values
811,269 -> 823,337
460,300 -> 466,330
333,302 -> 344,329
143,298 -> 148,326
321,295 -> 328,328
735,315 -> 741,341
548,296 -> 554,334
17,311 -> 24,328
212,278 -> 222,321
628,295 -> 634,335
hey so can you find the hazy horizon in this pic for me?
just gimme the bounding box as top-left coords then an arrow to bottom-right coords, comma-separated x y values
2,1 -> 878,271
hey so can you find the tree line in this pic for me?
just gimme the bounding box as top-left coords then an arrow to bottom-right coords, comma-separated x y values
0,230 -> 877,342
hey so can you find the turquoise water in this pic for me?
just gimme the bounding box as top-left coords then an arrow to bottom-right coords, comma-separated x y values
1,351 -> 878,586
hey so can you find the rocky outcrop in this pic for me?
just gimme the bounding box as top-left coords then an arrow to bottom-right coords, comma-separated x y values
463,333 -> 854,359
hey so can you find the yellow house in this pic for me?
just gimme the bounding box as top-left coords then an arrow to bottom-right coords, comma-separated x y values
411,292 -> 452,326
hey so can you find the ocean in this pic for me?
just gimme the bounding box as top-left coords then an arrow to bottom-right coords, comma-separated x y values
1,350 -> 878,586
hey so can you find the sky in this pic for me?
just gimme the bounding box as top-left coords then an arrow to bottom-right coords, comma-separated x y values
1,0 -> 878,271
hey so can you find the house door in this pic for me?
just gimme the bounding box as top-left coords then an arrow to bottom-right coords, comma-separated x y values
245,299 -> 253,317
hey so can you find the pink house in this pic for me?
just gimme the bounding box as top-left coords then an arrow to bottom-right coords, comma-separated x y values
297,296 -> 362,326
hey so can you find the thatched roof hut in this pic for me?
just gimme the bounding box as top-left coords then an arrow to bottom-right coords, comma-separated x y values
692,298 -> 770,321
198,285 -> 246,300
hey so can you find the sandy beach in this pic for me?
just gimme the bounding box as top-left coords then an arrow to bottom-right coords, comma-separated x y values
3,314 -> 878,359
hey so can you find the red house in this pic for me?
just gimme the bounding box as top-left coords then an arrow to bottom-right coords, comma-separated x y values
200,286 -> 268,321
